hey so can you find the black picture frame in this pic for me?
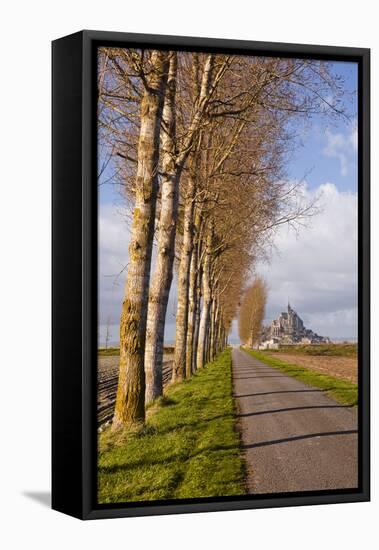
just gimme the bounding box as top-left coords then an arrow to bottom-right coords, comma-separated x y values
52,30 -> 370,520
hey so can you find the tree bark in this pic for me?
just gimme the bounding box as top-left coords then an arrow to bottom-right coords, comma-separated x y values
209,298 -> 216,362
172,174 -> 196,381
210,298 -> 220,360
196,228 -> 212,369
144,53 -> 179,404
192,259 -> 202,372
112,51 -> 169,429
171,55 -> 219,381
148,53 -> 216,386
185,239 -> 198,378
215,305 -> 222,354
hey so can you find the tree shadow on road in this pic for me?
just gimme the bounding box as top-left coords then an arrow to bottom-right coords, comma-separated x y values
234,389 -> 327,398
237,404 -> 354,418
242,429 -> 358,450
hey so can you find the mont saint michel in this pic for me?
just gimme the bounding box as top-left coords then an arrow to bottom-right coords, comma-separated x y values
261,302 -> 330,348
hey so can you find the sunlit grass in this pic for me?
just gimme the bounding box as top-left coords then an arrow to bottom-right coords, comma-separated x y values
244,349 -> 358,406
268,343 -> 357,358
98,349 -> 245,503
98,347 -> 120,356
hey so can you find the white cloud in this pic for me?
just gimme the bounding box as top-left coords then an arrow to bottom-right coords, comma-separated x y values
99,204 -> 131,277
99,182 -> 358,345
323,121 -> 357,176
98,204 -> 130,345
98,203 -> 178,346
349,121 -> 358,152
256,182 -> 358,339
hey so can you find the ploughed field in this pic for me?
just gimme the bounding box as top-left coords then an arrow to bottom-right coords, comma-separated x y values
264,349 -> 357,384
97,353 -> 174,428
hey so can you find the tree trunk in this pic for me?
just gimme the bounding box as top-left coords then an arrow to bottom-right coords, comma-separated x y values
211,299 -> 220,359
196,229 -> 212,369
145,53 -> 179,404
185,241 -> 198,378
171,56 -> 217,382
216,306 -> 222,354
172,174 -> 196,382
192,261 -> 202,372
112,51 -> 169,429
209,298 -> 216,362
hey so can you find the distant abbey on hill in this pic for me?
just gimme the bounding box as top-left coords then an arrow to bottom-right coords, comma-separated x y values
261,302 -> 330,348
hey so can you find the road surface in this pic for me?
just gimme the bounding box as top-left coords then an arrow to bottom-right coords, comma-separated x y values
232,348 -> 358,493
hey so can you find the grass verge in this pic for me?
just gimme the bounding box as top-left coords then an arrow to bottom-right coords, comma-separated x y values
269,343 -> 357,358
98,349 -> 245,503
243,349 -> 358,406
98,347 -> 120,356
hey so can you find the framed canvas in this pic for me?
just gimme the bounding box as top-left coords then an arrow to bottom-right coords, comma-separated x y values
52,30 -> 370,520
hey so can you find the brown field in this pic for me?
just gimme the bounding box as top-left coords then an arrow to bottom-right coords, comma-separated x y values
97,354 -> 173,427
265,352 -> 358,384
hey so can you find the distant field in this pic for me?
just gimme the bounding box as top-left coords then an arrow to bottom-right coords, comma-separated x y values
98,346 -> 175,357
266,352 -> 358,384
260,343 -> 358,385
245,349 -> 358,406
268,343 -> 357,358
98,347 -> 120,356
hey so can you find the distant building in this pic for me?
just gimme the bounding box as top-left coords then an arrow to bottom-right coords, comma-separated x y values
260,302 -> 330,347
258,338 -> 280,350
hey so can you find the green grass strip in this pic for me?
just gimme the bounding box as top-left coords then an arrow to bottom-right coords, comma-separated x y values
243,349 -> 358,407
98,347 -> 120,356
98,349 -> 245,504
268,343 -> 357,358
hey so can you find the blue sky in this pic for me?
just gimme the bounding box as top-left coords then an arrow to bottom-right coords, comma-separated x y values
285,62 -> 358,193
98,60 -> 358,345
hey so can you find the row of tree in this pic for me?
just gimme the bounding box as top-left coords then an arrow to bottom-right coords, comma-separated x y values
98,48 -> 345,428
238,278 -> 268,347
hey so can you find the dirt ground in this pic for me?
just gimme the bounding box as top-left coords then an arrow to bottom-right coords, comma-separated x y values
97,353 -> 173,427
266,352 -> 358,384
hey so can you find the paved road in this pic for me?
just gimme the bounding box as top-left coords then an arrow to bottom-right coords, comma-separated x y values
232,348 -> 358,494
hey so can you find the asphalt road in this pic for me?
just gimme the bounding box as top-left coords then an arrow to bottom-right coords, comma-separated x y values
232,348 -> 358,494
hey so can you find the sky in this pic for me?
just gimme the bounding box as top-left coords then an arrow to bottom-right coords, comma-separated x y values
98,60 -> 358,345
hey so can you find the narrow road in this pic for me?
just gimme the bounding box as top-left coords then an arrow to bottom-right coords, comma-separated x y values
232,348 -> 358,494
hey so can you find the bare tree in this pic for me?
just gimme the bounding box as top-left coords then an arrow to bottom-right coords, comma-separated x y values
112,50 -> 169,429
146,53 -> 226,396
144,52 -> 178,404
239,278 -> 268,347
97,48 -> 349,427
104,315 -> 112,350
